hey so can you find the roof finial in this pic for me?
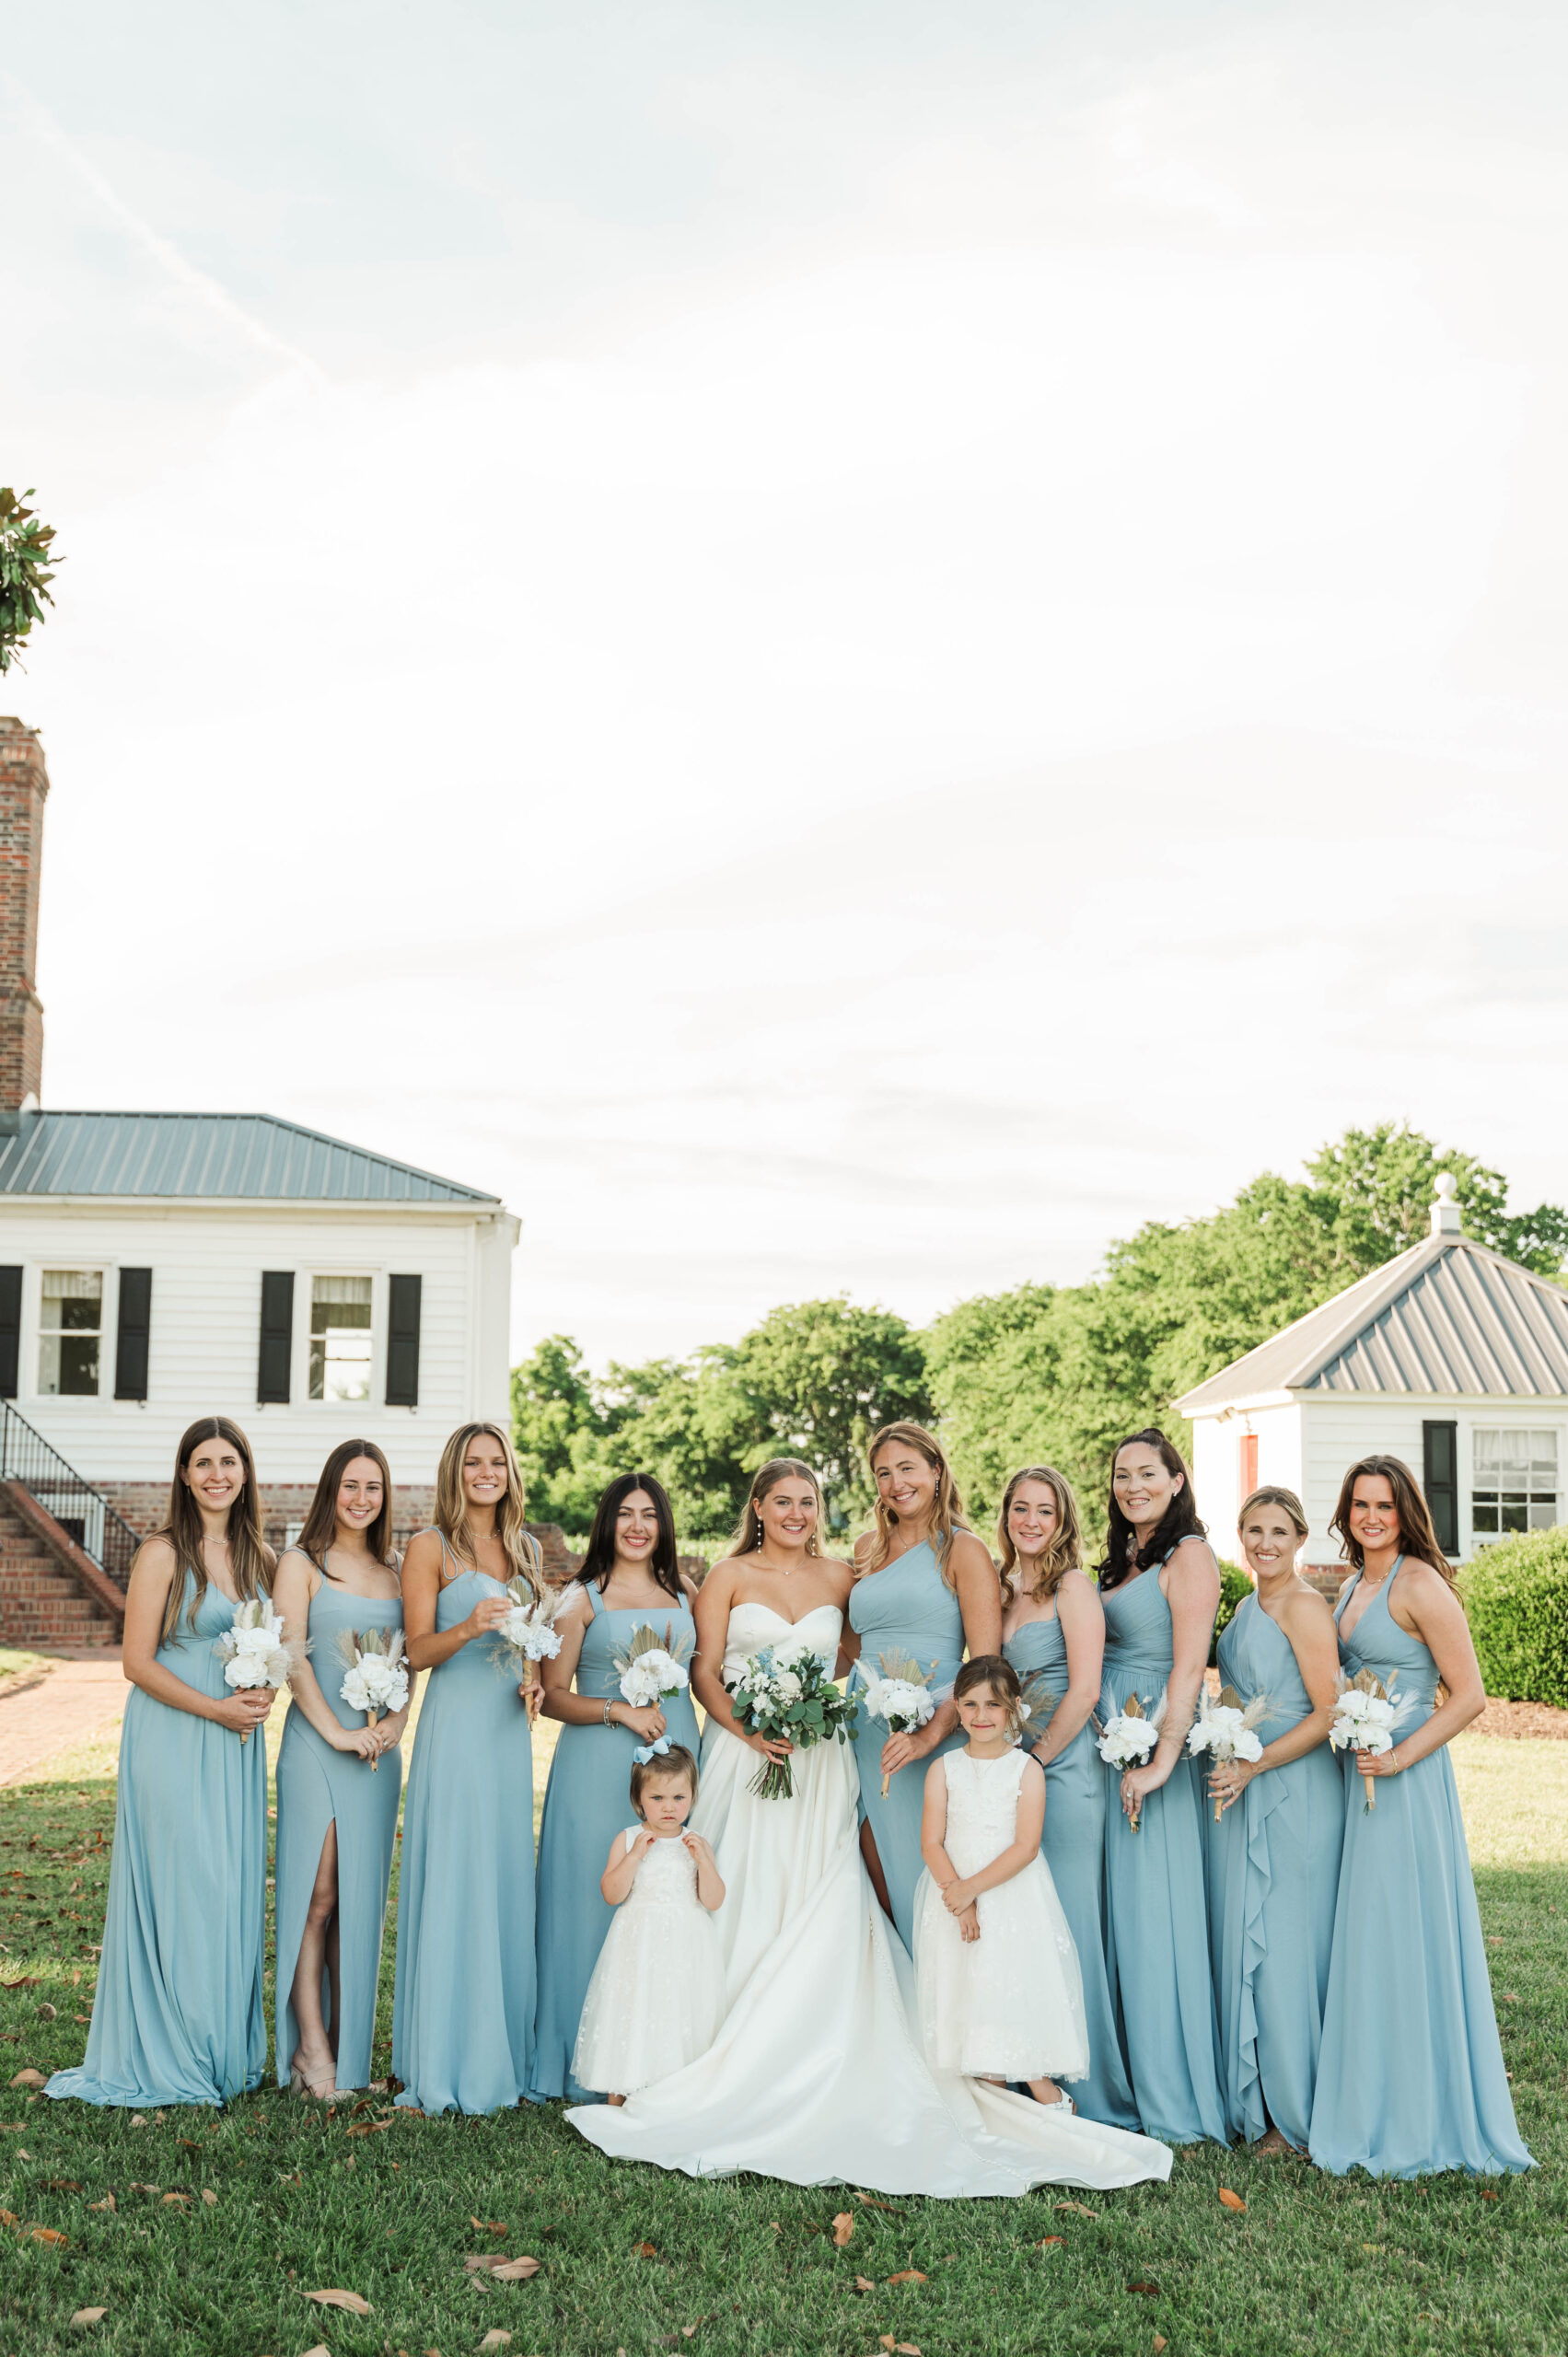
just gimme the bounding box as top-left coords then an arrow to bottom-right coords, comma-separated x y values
1431,1171 -> 1462,1237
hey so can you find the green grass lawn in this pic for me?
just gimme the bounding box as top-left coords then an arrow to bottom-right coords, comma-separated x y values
1,1735 -> 1563,2357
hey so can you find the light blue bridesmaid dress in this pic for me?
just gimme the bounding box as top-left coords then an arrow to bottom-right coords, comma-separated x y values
531,1582 -> 700,2101
1005,1613 -> 1139,2130
848,1541 -> 966,1951
273,1563 -> 403,2090
48,1573 -> 266,2107
1100,1557 -> 1226,2144
392,1538 -> 537,2114
1205,1595 -> 1342,2148
1308,1561 -> 1533,2177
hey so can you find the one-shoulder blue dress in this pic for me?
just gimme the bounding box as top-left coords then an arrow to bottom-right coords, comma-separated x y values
392,1540 -> 537,2114
1100,1561 -> 1226,2144
531,1582 -> 700,2101
1005,1611 -> 1138,2130
848,1542 -> 966,1950
1205,1595 -> 1342,2148
48,1573 -> 267,2108
273,1567 -> 404,2090
1308,1562 -> 1533,2177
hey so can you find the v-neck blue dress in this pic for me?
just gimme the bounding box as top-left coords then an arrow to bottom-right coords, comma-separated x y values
1100,1557 -> 1226,2144
1205,1595 -> 1342,2148
531,1581 -> 700,2101
1308,1562 -> 1533,2177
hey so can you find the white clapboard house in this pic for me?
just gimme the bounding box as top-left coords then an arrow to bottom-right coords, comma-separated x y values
0,716 -> 518,1647
1176,1177 -> 1568,1571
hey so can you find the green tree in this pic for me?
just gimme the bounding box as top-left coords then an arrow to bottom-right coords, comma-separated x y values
509,1333 -> 621,1527
722,1297 -> 932,1526
1307,1121 -> 1568,1277
0,490 -> 59,674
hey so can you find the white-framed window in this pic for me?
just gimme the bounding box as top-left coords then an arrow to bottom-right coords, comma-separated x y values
308,1274 -> 373,1403
1471,1428 -> 1559,1542
38,1269 -> 104,1397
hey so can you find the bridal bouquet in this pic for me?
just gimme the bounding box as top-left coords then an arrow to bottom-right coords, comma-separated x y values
1186,1683 -> 1271,1819
1329,1668 -> 1414,1814
337,1625 -> 409,1771
491,1577 -> 565,1692
214,1597 -> 304,1743
858,1651 -> 938,1796
726,1640 -> 860,1800
1097,1690 -> 1164,1830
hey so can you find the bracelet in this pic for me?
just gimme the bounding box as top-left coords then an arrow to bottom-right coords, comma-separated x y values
602,1701 -> 614,1727
1389,1752 -> 1401,1774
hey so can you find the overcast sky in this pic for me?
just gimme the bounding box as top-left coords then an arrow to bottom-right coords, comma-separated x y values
5,3 -> 1566,1366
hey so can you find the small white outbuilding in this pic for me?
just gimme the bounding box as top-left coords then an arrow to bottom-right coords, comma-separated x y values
1174,1178 -> 1568,1569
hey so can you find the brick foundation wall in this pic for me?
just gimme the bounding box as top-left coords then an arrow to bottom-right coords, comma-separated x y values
0,716 -> 49,1111
100,1482 -> 578,1580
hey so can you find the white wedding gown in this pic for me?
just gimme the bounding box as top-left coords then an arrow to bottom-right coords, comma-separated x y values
567,1602 -> 1171,2196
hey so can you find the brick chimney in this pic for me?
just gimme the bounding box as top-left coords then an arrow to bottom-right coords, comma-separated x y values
0,717 -> 48,1125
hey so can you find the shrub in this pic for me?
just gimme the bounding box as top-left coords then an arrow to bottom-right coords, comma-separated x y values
1211,1558 -> 1252,1667
1460,1529 -> 1568,1708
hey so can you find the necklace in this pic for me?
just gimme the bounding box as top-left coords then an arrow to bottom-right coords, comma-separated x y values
756,1550 -> 799,1579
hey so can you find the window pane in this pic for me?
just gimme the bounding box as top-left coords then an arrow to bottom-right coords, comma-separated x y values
1471,1499 -> 1498,1532
1501,1500 -> 1527,1532
1528,1502 -> 1557,1529
311,1275 -> 372,1328
38,1271 -> 102,1395
1473,1427 -> 1562,1478
308,1277 -> 373,1401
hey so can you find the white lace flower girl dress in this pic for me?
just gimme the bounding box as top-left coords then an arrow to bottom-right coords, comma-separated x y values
573,1831 -> 726,2097
913,1748 -> 1090,2084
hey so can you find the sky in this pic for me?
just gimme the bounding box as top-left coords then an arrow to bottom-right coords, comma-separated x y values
5,2 -> 1567,1368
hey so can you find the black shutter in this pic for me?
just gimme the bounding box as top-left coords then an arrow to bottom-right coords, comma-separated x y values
113,1267 -> 153,1400
385,1273 -> 422,1407
1423,1419 -> 1458,1557
257,1271 -> 295,1403
0,1265 -> 20,1398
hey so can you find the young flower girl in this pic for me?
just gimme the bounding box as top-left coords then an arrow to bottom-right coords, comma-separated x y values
913,1655 -> 1089,2108
572,1745 -> 726,2104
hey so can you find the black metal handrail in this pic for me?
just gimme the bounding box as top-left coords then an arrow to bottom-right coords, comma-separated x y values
0,1399 -> 143,1592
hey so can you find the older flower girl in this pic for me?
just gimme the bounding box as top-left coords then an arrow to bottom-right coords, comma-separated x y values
913,1656 -> 1087,2108
573,1746 -> 726,2104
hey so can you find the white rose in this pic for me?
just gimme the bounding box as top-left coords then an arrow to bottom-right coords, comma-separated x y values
341,1667 -> 373,1713
772,1670 -> 803,1705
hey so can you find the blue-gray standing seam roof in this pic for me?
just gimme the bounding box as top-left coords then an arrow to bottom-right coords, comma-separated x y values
0,1112 -> 498,1204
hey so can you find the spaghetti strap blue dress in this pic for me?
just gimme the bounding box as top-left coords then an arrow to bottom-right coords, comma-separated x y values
848,1542 -> 966,1951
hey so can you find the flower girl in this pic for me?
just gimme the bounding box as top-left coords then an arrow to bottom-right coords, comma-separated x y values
913,1656 -> 1088,2108
572,1746 -> 726,2105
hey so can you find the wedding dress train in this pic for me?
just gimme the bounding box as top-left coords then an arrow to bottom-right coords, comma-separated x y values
567,1602 -> 1171,2196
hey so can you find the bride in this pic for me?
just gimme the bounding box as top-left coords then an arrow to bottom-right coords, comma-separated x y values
568,1460 -> 1170,2195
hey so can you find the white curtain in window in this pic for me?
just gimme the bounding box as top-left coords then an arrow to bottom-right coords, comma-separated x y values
1472,1428 -> 1559,1478
41,1270 -> 102,1304
311,1275 -> 372,1308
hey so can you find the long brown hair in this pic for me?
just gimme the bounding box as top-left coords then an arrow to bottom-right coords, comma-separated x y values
727,1458 -> 832,1562
1097,1427 -> 1206,1595
580,1471 -> 683,1603
1329,1455 -> 1458,1590
996,1465 -> 1082,1608
296,1438 -> 397,1576
862,1422 -> 966,1588
434,1421 -> 542,1602
156,1416 -> 270,1643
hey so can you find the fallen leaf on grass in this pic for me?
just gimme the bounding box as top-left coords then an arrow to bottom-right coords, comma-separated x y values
37,2003 -> 56,2021
491,2257 -> 541,2281
177,2137 -> 201,2152
853,2275 -> 876,2293
0,2208 -> 15,2225
73,2014 -> 90,2025
854,2192 -> 905,2213
833,2212 -> 854,2247
1035,2235 -> 1063,2248
346,2118 -> 396,2137
128,2116 -> 146,2129
480,2336 -> 513,2351
886,2270 -> 926,2284
201,2189 -> 217,2206
1127,2280 -> 1160,2296
1481,2191 -> 1499,2203
633,2241 -> 658,2258
45,2180 -> 81,2192
471,2216 -> 508,2235
69,2310 -> 107,2328
877,2340 -> 922,2355
88,2195 -> 115,2214
1154,2339 -> 1167,2351
1218,2188 -> 1246,2212
127,2184 -> 160,2196
162,2192 -> 192,2208
304,2288 -> 373,2316
1054,2201 -> 1098,2218
8,2070 -> 45,2088
29,2225 -> 69,2245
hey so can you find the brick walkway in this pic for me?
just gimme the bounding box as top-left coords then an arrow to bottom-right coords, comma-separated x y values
0,1652 -> 127,1787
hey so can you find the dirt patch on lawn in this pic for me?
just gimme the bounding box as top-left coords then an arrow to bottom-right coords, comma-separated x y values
1473,1695 -> 1568,1741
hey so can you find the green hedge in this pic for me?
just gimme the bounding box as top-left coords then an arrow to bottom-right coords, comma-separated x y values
1460,1528 -> 1568,1708
1211,1558 -> 1252,1667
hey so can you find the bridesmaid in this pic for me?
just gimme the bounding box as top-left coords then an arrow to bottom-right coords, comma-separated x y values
273,1439 -> 412,2099
48,1419 -> 275,2108
1000,1465 -> 1139,2130
1309,1456 -> 1533,2177
1098,1427 -> 1226,2144
1204,1487 -> 1342,2152
392,1422 -> 542,2114
531,1471 -> 701,2103
846,1422 -> 1002,1950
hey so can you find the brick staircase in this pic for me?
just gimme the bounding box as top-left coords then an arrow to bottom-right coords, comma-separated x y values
0,1487 -> 122,1648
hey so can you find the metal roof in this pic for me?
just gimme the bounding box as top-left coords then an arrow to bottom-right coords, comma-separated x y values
0,1111 -> 498,1206
1175,1233 -> 1568,1412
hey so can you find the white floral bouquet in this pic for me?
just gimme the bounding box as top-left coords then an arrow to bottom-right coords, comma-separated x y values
1097,1690 -> 1164,1830
726,1638 -> 860,1800
1187,1683 -> 1271,1819
612,1620 -> 694,1712
214,1596 -> 305,1743
1329,1667 -> 1414,1813
337,1625 -> 410,1771
858,1651 -> 938,1796
490,1576 -> 565,1691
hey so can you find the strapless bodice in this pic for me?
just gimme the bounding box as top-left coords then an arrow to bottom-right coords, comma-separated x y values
721,1601 -> 842,1686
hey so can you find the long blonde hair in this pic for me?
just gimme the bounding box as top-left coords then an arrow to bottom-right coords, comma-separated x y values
726,1457 -> 832,1559
156,1416 -> 271,1643
996,1464 -> 1082,1608
862,1421 -> 966,1588
434,1422 -> 543,1602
